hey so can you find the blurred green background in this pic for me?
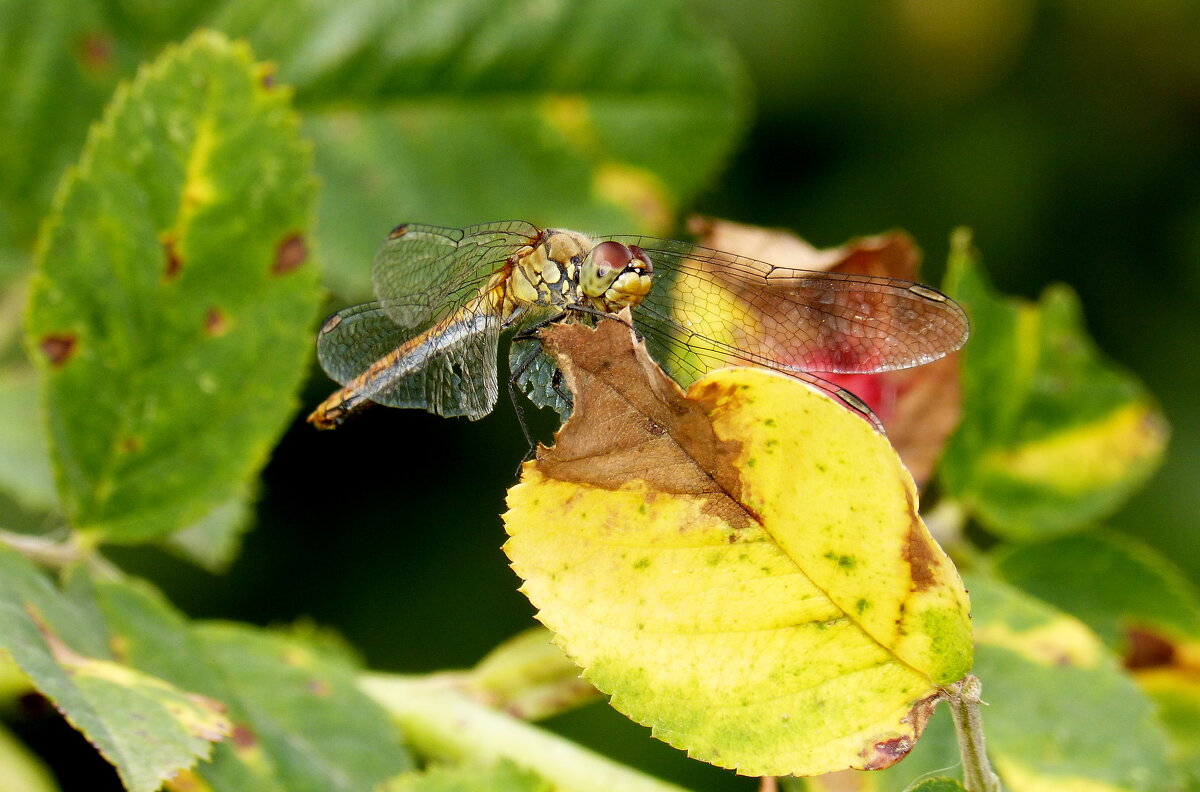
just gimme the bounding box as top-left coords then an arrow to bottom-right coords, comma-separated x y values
4,1 -> 1200,789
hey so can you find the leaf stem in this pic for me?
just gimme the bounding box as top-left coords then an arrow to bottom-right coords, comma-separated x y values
0,529 -> 118,578
944,676 -> 1001,792
0,529 -> 84,566
360,672 -> 693,792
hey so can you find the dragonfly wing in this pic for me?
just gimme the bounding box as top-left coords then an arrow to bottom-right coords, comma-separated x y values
316,302 -> 502,420
612,236 -> 969,376
371,221 -> 541,329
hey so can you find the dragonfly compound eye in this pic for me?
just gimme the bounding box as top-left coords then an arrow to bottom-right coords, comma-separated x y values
583,241 -> 634,297
629,245 -> 653,274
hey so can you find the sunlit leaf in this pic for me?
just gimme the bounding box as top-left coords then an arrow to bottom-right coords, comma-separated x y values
688,216 -> 964,487
862,575 -> 1178,792
0,547 -> 230,792
994,528 -> 1200,652
24,31 -> 320,543
503,317 -> 972,776
940,229 -> 1167,538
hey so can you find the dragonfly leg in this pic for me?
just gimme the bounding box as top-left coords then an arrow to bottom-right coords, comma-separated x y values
508,321 -> 564,458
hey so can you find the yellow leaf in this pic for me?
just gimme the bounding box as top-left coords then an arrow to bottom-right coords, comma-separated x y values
503,317 -> 972,776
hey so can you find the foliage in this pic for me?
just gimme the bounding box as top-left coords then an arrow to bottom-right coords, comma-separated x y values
0,3 -> 1194,792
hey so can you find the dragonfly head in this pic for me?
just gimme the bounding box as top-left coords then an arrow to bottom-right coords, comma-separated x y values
582,240 -> 654,310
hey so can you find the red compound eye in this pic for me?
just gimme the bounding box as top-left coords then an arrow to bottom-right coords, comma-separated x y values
591,241 -> 633,275
629,244 -> 652,274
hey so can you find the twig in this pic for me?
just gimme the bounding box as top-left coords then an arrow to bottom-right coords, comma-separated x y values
944,675 -> 1001,792
360,672 -> 693,792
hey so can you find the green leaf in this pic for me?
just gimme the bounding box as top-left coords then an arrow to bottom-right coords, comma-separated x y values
212,0 -> 750,298
0,547 -> 230,792
940,229 -> 1167,538
161,485 -> 255,572
903,779 -> 967,792
0,370 -> 56,512
192,623 -> 413,791
1137,669 -> 1200,790
379,760 -> 550,792
0,1 -> 126,252
24,31 -> 320,543
993,528 -> 1200,650
89,576 -> 414,791
503,320 -> 972,776
865,575 -> 1178,792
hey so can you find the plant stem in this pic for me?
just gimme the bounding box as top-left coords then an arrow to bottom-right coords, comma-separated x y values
945,675 -> 1001,792
360,672 -> 694,792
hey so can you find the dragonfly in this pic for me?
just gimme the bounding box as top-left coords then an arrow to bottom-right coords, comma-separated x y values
307,221 -> 969,430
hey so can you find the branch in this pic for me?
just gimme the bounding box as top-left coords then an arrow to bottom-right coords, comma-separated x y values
944,675 -> 1001,792
360,672 -> 694,792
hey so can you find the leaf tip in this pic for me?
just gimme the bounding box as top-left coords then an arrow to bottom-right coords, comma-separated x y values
163,233 -> 183,281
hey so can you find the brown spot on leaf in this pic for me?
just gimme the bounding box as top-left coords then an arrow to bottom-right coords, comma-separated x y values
273,233 -> 307,274
163,234 -> 183,280
74,31 -> 114,74
535,314 -> 752,529
40,334 -> 77,368
306,679 -> 331,697
903,494 -> 938,591
1125,627 -> 1176,670
258,64 -> 276,89
860,735 -> 915,770
231,723 -> 257,750
118,436 -> 142,454
204,307 -> 230,337
388,224 -> 410,239
858,693 -> 938,770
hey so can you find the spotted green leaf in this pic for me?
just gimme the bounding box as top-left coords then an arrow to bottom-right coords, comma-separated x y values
24,31 -> 320,543
89,576 -> 414,791
0,547 -> 230,792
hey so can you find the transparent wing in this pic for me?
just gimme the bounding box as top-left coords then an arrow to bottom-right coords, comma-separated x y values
610,236 -> 969,387
371,221 -> 541,329
316,301 -> 501,420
